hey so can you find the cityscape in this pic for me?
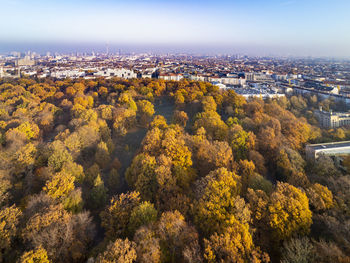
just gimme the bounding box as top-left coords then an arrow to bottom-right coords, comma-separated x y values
1,0 -> 350,263
2,51 -> 350,99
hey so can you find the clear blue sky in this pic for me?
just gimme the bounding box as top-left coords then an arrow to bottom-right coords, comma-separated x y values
0,0 -> 350,56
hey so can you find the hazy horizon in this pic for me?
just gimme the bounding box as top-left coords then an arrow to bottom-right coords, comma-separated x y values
1,0 -> 350,57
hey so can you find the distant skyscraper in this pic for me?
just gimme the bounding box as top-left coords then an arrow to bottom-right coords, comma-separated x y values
106,42 -> 109,55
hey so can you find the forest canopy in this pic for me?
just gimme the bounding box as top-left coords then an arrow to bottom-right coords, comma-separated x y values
0,76 -> 349,263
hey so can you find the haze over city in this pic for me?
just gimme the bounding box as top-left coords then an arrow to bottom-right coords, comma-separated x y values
1,0 -> 350,57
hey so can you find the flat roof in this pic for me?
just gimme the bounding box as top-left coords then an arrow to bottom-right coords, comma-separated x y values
306,141 -> 350,150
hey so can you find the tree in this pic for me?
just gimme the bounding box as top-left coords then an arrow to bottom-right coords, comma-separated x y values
306,183 -> 333,211
95,238 -> 137,263
128,201 -> 158,235
275,147 -> 308,187
118,92 -> 137,111
150,115 -> 168,130
195,140 -> 233,176
141,128 -> 163,156
23,204 -> 95,262
268,182 -> 312,241
204,218 -> 253,263
161,128 -> 192,168
43,171 -> 75,200
157,211 -> 201,263
125,154 -> 157,201
0,205 -> 22,256
137,100 -> 155,126
20,245 -> 50,263
89,175 -> 108,210
48,141 -> 73,172
194,168 -> 248,236
134,226 -> 161,263
246,189 -> 271,250
95,141 -> 111,168
193,111 -> 228,141
172,110 -> 188,127
229,124 -> 255,160
13,142 -> 37,174
100,191 -> 141,239
13,121 -> 40,140
280,237 -> 314,263
63,188 -> 83,213
202,96 -> 217,112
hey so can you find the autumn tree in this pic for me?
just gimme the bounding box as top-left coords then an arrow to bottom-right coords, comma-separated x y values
204,218 -> 254,263
95,141 -> 111,168
48,141 -> 73,172
134,226 -> 161,263
89,175 -> 108,210
280,237 -> 314,263
95,238 -> 137,263
128,201 -> 158,235
157,211 -> 201,263
20,245 -> 50,263
137,100 -> 155,126
306,183 -> 333,211
172,110 -> 188,127
100,191 -> 141,239
229,124 -> 255,160
194,168 -> 249,236
0,205 -> 22,259
43,170 -> 75,200
268,182 -> 312,241
23,203 -> 95,262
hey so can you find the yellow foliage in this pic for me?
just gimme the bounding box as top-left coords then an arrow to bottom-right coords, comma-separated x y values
204,218 -> 253,263
268,182 -> 312,240
20,245 -> 50,263
43,171 -> 75,199
0,205 -> 22,251
306,183 -> 333,211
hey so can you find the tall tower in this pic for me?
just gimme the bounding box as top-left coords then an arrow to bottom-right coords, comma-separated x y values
106,42 -> 109,56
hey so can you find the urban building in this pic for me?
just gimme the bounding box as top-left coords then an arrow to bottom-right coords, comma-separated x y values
15,56 -> 35,66
94,68 -> 137,79
314,107 -> 350,128
158,73 -> 183,81
306,141 -> 350,160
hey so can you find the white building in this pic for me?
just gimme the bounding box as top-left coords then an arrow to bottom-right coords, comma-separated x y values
51,70 -> 85,79
306,141 -> 350,160
245,73 -> 273,82
94,68 -> 137,79
221,77 -> 246,86
158,73 -> 183,81
189,75 -> 206,82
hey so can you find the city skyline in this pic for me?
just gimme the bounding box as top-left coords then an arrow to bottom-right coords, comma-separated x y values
0,0 -> 350,57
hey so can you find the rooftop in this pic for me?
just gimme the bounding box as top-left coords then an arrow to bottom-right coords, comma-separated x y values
306,141 -> 350,150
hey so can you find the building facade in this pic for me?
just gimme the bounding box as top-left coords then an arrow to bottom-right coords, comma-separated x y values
306,141 -> 350,160
314,108 -> 350,128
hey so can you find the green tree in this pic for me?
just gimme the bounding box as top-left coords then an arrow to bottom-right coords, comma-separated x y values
128,201 -> 158,235
90,175 -> 108,210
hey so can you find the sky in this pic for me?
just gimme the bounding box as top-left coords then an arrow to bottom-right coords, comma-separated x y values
0,0 -> 350,57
